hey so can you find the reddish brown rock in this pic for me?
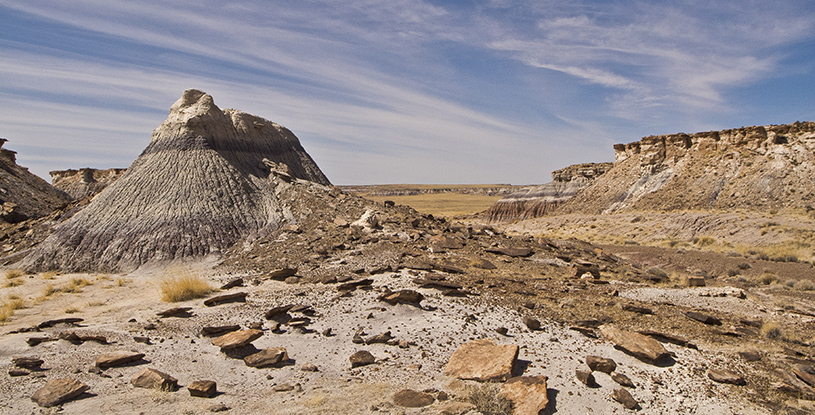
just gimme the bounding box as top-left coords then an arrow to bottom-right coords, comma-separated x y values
132,368 -> 178,390
244,348 -> 289,368
586,355 -> 617,374
211,329 -> 263,350
443,338 -> 518,382
499,375 -> 549,415
612,372 -> 635,388
31,378 -> 89,407
95,350 -> 145,369
379,289 -> 424,305
707,368 -> 746,385
575,369 -> 596,387
349,350 -> 376,368
188,380 -> 217,398
600,325 -> 670,364
204,292 -> 248,306
612,388 -> 639,409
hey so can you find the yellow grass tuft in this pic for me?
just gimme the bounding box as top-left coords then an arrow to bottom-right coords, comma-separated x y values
63,277 -> 93,293
41,271 -> 60,280
158,269 -> 214,302
0,295 -> 26,324
4,269 -> 24,280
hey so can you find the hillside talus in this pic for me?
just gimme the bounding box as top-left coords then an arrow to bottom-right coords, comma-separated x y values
21,89 -> 329,272
558,122 -> 815,214
0,139 -> 72,223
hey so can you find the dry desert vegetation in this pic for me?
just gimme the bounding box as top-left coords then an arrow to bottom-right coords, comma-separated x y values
0,91 -> 814,415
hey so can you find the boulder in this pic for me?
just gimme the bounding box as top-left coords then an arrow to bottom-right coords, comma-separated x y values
269,268 -> 298,281
379,289 -> 424,305
522,316 -> 541,331
599,325 -> 670,364
31,378 -> 89,407
188,380 -> 217,398
132,368 -> 178,390
586,356 -> 617,374
212,329 -> 263,350
575,369 -> 596,387
443,338 -> 518,382
12,356 -> 44,370
499,376 -> 549,415
392,389 -> 435,407
349,350 -> 376,368
244,348 -> 289,368
95,351 -> 145,369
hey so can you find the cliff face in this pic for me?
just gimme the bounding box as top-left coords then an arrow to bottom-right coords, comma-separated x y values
50,168 -> 126,200
484,162 -> 613,222
0,139 -> 72,223
23,89 -> 331,272
559,122 -> 815,214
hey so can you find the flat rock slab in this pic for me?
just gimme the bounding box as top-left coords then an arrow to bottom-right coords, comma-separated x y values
379,290 -> 424,305
96,351 -> 145,369
212,329 -> 263,350
707,368 -> 746,385
443,338 -> 518,382
612,372 -> 635,388
500,376 -> 549,415
12,356 -> 44,370
485,246 -> 533,257
392,389 -> 435,407
157,306 -> 193,317
132,368 -> 178,390
349,350 -> 376,368
204,292 -> 248,307
686,311 -> 722,325
200,325 -> 241,337
244,347 -> 288,368
188,380 -> 217,398
600,325 -> 670,364
268,268 -> 298,281
31,378 -> 89,407
37,318 -> 83,329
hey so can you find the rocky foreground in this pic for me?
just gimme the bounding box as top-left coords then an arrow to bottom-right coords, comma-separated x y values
2,178 -> 814,414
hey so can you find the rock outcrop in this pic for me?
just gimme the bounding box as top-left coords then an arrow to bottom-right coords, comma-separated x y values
21,89 -> 330,272
558,122 -> 815,213
50,168 -> 126,200
0,139 -> 72,223
484,162 -> 612,222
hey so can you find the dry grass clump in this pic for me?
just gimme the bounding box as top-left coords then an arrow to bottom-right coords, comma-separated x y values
158,269 -> 214,302
760,321 -> 784,340
41,271 -> 60,280
467,383 -> 514,415
753,272 -> 777,286
793,279 -> 815,291
0,295 -> 26,323
695,236 -> 716,247
4,269 -> 25,287
63,277 -> 93,293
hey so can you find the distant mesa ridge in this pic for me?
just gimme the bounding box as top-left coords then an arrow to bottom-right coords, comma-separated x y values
487,121 -> 815,222
22,89 -> 330,272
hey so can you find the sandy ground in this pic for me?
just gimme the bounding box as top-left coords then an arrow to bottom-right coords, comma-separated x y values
0,263 -> 775,414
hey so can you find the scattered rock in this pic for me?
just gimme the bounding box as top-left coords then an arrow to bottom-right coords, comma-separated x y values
265,304 -> 295,320
38,318 -> 83,329
793,366 -> 815,387
600,325 -> 670,364
157,306 -> 193,317
31,378 -> 89,407
349,350 -> 376,368
636,330 -> 697,349
392,389 -> 435,408
189,380 -> 218,398
738,350 -> 761,362
500,375 -> 549,415
621,304 -> 653,315
365,331 -> 393,345
212,329 -> 263,350
9,369 -> 29,377
300,363 -> 318,372
220,277 -> 244,289
611,388 -> 639,410
272,383 -> 295,392
486,246 -> 533,257
208,403 -> 230,412
443,338 -> 518,382
204,292 -> 248,307
378,289 -> 424,305
470,258 -> 497,270
686,311 -> 722,326
575,369 -> 596,387
522,316 -> 541,331
131,368 -> 178,390
201,325 -> 241,337
25,336 -> 54,347
95,351 -> 145,369
687,276 -> 706,287
612,372 -> 635,388
12,356 -> 44,370
268,268 -> 298,281
707,368 -> 746,385
244,347 -> 289,368
586,356 -> 617,374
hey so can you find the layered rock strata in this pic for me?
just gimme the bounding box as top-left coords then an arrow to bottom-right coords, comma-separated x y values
22,89 -> 330,272
50,168 -> 126,200
484,162 -> 612,222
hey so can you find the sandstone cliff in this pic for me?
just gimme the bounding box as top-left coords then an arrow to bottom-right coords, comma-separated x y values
558,122 -> 815,214
484,162 -> 613,222
22,89 -> 330,272
50,168 -> 126,200
0,139 -> 72,223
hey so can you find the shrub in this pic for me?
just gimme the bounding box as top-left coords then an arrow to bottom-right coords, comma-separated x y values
158,269 -> 214,302
4,269 -> 23,280
756,273 -> 777,285
793,279 -> 815,291
63,277 -> 93,293
467,383 -> 514,415
696,236 -> 716,247
761,321 -> 783,340
0,295 -> 25,324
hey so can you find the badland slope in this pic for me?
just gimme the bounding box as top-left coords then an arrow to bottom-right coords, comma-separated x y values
0,139 -> 71,223
50,168 -> 126,200
20,89 -> 330,272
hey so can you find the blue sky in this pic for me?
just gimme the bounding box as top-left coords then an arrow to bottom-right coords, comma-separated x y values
1,0 -> 813,185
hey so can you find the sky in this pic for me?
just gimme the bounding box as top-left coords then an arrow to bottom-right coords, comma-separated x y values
1,1 -> 813,185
